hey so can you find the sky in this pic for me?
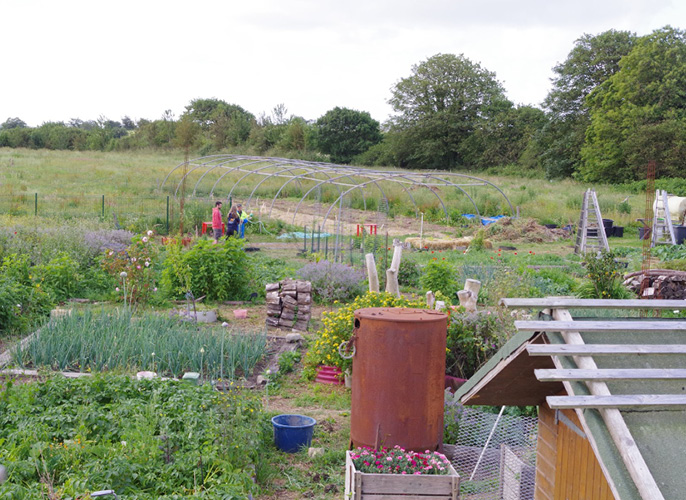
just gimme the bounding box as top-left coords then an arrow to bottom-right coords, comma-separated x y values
3,0 -> 685,127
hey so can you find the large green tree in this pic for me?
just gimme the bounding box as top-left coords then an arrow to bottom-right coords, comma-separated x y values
1,117 -> 27,130
580,26 -> 686,182
536,30 -> 636,178
314,107 -> 382,164
183,98 -> 255,150
388,53 -> 508,169
460,104 -> 547,170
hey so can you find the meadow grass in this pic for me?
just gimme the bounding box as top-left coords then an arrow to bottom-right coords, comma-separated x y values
0,148 -> 646,233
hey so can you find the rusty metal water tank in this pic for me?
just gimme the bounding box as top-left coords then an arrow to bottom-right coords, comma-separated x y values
349,307 -> 448,452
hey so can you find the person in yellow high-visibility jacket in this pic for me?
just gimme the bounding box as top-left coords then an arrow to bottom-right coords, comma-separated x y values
236,203 -> 251,239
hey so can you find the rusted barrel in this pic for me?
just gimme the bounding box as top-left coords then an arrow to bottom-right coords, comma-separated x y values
349,307 -> 448,452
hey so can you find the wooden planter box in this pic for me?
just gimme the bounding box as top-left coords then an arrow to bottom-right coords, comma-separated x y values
345,450 -> 460,499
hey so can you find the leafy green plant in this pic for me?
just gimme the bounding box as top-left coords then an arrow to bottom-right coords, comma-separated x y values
577,251 -> 634,299
101,231 -> 159,305
0,254 -> 53,335
161,238 -> 252,301
32,252 -> 81,302
444,390 -> 464,443
248,253 -> 297,294
445,308 -> 515,380
420,260 -> 458,298
0,374 -> 263,499
663,259 -> 686,271
470,229 -> 488,251
398,259 -> 421,287
277,350 -> 301,375
653,243 -> 686,262
617,200 -> 632,215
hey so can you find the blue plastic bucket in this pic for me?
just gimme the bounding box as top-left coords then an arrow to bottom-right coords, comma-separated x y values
271,414 -> 316,453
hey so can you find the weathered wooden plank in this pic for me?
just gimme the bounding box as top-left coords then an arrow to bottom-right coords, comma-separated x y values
501,298 -> 686,310
515,320 -> 686,333
535,368 -> 686,381
547,394 -> 686,409
527,344 -> 686,356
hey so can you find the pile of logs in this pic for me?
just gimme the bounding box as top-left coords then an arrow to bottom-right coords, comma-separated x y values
623,269 -> 686,299
265,279 -> 312,331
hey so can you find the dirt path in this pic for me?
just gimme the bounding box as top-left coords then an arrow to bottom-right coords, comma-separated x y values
256,199 -> 454,238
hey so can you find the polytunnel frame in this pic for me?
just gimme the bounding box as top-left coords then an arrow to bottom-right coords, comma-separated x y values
317,173 -> 476,232
161,155 -> 514,230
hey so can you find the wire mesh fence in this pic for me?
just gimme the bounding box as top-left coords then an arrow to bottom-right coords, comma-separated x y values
0,194 -> 222,236
446,407 -> 538,500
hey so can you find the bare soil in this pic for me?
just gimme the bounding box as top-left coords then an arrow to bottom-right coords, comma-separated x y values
267,199 -> 454,238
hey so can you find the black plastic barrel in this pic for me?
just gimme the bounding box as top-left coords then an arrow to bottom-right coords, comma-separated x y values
675,225 -> 686,245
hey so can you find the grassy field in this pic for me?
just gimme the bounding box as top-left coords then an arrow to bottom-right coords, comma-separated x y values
0,148 -> 647,234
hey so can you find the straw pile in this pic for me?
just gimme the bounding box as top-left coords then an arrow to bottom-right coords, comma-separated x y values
405,236 -> 493,250
485,218 -> 572,243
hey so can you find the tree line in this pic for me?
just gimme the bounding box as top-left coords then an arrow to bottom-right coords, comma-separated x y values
2,26 -> 685,184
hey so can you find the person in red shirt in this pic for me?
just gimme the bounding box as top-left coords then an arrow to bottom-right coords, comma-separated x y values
212,201 -> 223,244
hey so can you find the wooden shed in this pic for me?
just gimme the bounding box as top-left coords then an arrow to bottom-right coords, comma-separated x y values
456,298 -> 686,500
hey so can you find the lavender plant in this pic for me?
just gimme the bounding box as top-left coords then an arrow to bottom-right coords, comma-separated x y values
296,260 -> 365,303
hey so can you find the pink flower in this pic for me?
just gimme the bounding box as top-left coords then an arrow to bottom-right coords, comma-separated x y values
115,287 -> 120,292
142,237 -> 149,243
136,265 -> 141,270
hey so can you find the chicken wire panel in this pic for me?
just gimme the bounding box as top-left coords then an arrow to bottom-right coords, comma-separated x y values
449,407 -> 538,500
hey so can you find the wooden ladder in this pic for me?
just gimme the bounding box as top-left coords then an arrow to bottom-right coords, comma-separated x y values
575,189 -> 610,254
651,189 -> 676,246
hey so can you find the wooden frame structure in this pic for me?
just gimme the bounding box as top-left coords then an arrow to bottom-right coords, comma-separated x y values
457,298 -> 686,500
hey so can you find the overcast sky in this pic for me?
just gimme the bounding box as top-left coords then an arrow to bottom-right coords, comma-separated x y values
3,0 -> 684,127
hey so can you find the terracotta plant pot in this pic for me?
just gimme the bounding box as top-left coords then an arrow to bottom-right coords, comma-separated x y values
315,365 -> 344,385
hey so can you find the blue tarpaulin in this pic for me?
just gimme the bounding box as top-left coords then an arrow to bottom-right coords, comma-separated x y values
461,214 -> 507,226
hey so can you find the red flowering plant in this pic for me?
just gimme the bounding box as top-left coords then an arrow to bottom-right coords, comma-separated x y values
101,230 -> 159,305
350,446 -> 452,475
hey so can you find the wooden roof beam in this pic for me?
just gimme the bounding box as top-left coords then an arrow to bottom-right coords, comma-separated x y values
501,298 -> 686,310
535,368 -> 686,381
548,394 -> 686,409
527,344 -> 686,356
516,320 -> 686,333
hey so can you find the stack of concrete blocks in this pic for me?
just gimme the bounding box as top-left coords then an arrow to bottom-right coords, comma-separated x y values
265,279 -> 312,331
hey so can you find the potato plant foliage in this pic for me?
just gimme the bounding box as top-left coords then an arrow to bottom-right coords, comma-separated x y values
0,375 -> 265,499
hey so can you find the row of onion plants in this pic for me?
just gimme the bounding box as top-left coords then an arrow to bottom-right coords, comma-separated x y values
13,309 -> 267,380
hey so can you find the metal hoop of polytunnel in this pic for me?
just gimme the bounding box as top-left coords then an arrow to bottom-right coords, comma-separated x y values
161,155 -> 514,239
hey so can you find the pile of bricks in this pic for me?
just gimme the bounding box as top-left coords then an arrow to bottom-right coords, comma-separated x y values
265,279 -> 312,331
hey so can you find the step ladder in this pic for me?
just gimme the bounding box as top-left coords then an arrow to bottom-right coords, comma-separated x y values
652,189 -> 676,246
575,189 -> 610,254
